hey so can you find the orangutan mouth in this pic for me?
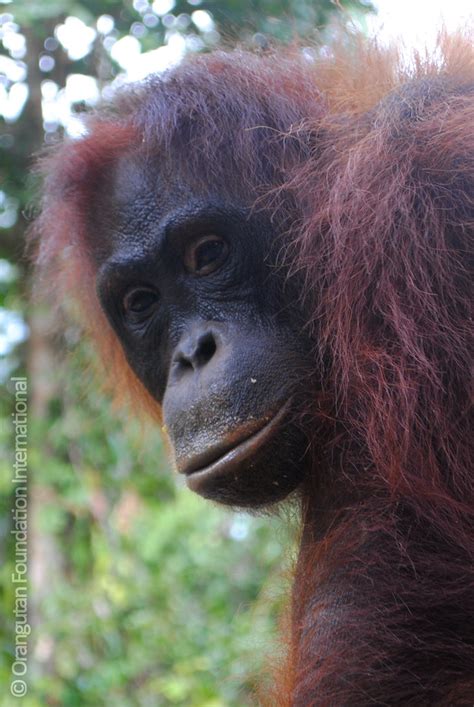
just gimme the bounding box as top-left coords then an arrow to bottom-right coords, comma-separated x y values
178,403 -> 290,488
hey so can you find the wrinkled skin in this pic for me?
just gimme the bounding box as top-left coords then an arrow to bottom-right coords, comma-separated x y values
94,155 -> 311,506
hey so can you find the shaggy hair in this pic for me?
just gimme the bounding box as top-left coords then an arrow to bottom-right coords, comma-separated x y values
32,33 -> 473,705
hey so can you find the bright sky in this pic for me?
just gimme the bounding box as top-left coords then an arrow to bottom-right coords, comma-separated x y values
1,1 -> 473,129
103,1 -> 474,80
368,0 -> 473,52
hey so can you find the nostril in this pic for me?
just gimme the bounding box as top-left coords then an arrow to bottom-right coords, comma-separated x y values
195,332 -> 217,367
173,330 -> 218,374
175,352 -> 194,371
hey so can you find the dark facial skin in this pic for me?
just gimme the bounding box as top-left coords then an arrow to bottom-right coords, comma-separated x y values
95,155 -> 311,507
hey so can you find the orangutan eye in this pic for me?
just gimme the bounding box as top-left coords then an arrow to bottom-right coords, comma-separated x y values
123,287 -> 160,315
184,235 -> 229,276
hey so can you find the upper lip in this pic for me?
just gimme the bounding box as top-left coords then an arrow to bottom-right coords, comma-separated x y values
177,402 -> 290,478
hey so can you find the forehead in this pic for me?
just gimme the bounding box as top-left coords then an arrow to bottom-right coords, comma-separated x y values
90,150 -> 254,263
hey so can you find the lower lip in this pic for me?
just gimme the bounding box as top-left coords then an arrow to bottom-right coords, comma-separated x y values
182,403 -> 290,492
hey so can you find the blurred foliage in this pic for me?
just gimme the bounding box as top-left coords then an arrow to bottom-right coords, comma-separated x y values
0,342 -> 296,704
1,0 -> 374,704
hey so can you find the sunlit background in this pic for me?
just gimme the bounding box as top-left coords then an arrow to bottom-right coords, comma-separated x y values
0,1 -> 472,705
1,1 -> 472,140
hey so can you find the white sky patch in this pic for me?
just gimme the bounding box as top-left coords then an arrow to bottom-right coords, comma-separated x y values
41,74 -> 98,135
55,16 -> 97,61
0,258 -> 18,283
41,79 -> 59,101
1,23 -> 26,59
65,73 -> 100,104
0,80 -> 28,121
124,41 -> 186,81
152,0 -> 175,16
96,14 -> 115,35
1,4 -> 472,132
0,55 -> 26,82
0,308 -> 29,356
110,34 -> 142,69
229,515 -> 250,541
368,0 -> 473,54
111,32 -> 186,81
0,189 -> 18,227
191,10 -> 214,33
64,115 -> 88,138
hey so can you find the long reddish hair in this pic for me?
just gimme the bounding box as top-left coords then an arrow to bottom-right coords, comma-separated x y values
32,33 -> 474,704
274,33 -> 474,704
